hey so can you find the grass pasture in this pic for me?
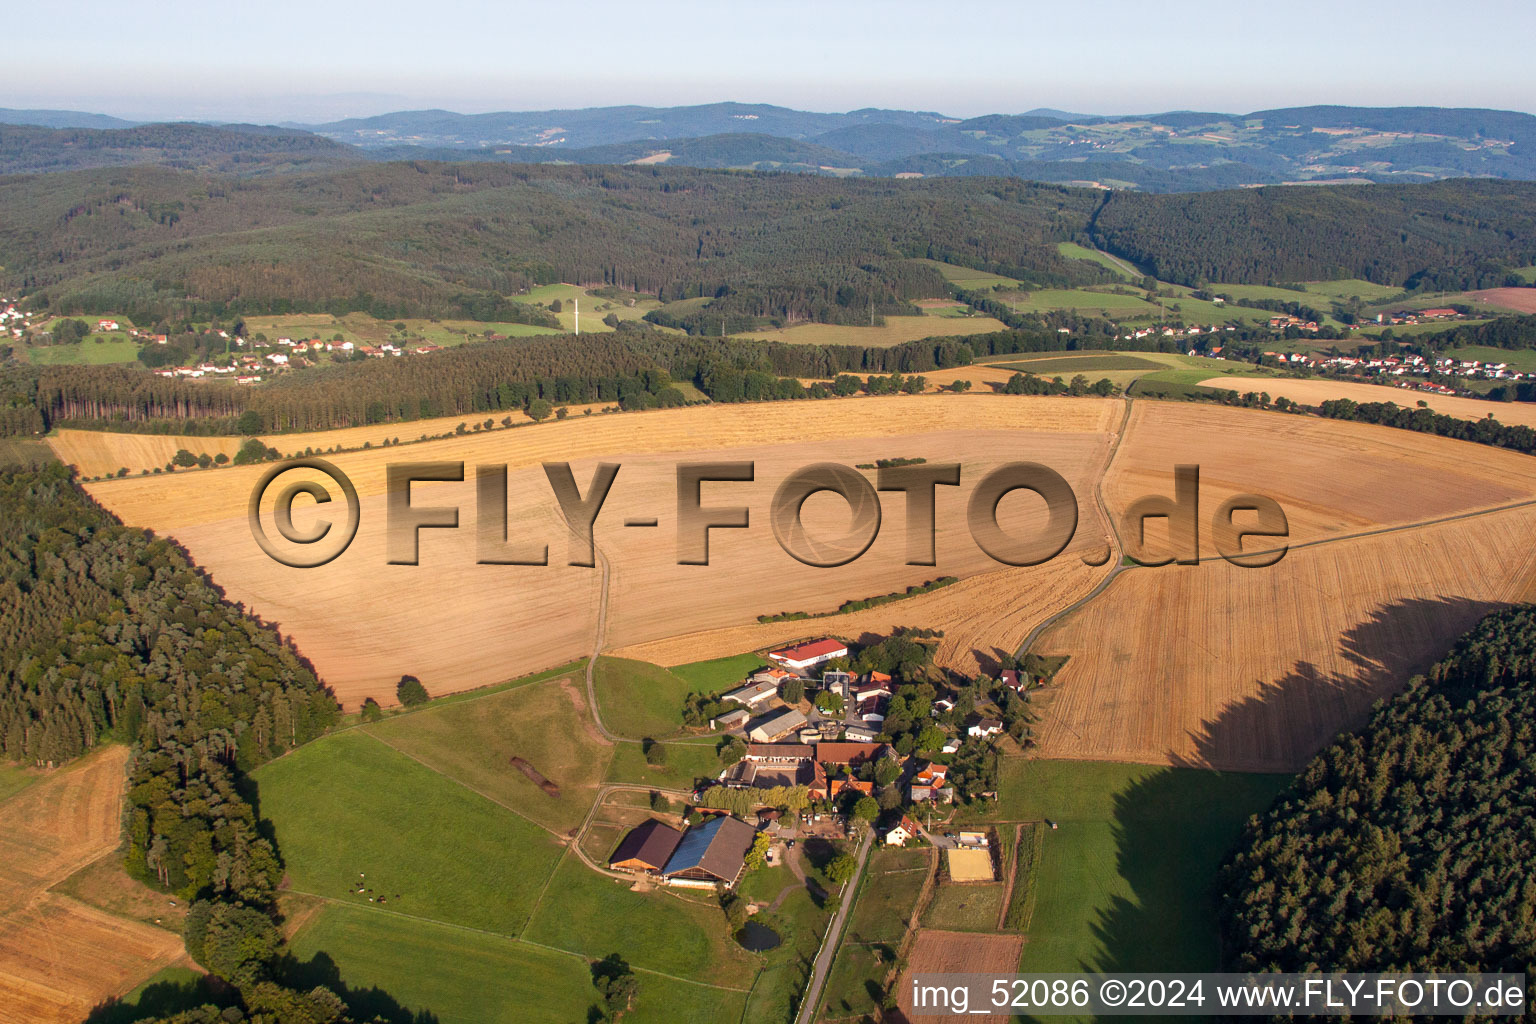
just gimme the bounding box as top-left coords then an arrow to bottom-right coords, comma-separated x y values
253,729 -> 564,934
287,903 -> 740,1024
957,760 -> 1289,974
920,259 -> 1022,290
737,313 -> 1009,349
243,311 -> 561,350
605,736 -> 723,790
921,880 -> 1006,933
361,672 -> 612,834
592,656 -> 702,739
1056,241 -> 1135,280
521,853 -> 757,986
844,847 -> 931,946
26,337 -> 142,365
987,353 -> 1165,375
1002,288 -> 1161,319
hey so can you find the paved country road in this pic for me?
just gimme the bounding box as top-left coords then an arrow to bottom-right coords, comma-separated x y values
795,828 -> 874,1024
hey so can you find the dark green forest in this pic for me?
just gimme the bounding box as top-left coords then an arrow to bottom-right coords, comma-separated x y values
0,163 -> 1107,328
0,462 -> 361,1015
1222,606 -> 1536,984
1093,179 -> 1536,287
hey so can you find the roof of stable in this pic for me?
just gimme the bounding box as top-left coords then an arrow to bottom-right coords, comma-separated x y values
663,815 -> 757,881
609,818 -> 683,870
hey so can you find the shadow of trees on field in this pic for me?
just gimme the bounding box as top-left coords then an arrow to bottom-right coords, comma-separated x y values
275,950 -> 441,1024
83,951 -> 438,1024
1013,595 -> 1507,1023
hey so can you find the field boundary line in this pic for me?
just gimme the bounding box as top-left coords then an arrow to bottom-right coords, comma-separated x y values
284,888 -> 752,993
355,729 -> 566,840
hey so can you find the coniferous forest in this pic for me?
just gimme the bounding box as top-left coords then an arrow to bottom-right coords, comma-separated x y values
1222,606 -> 1536,981
0,462 -> 346,1010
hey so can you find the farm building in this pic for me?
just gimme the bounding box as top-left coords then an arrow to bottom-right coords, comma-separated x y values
748,708 -> 808,743
821,670 -> 853,699
724,679 -> 781,709
722,753 -> 825,793
609,819 -> 684,874
662,814 -> 757,886
712,708 -> 751,731
816,742 -> 887,767
842,724 -> 879,743
767,638 -> 848,672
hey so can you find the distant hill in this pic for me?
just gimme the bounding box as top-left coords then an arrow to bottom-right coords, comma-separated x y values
4,103 -> 1536,191
0,122 -> 364,176
295,102 -> 959,149
0,107 -> 140,130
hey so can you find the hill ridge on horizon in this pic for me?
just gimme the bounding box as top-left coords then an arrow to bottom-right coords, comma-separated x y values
3,101 -> 1536,191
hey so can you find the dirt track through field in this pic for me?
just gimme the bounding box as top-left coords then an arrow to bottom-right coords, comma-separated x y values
0,746 -> 186,1023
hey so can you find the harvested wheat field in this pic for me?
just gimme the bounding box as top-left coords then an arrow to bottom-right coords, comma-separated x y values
1104,401 -> 1536,560
1033,503 -> 1536,772
612,559 -> 1106,677
48,403 -> 618,478
1195,376 -> 1536,430
896,930 -> 1025,1024
0,746 -> 185,1023
83,396 -> 1120,706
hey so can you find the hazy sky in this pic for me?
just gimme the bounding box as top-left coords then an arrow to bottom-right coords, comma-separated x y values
5,0 -> 1534,122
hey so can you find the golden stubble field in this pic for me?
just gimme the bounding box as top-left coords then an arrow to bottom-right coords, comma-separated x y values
62,394 -> 1536,771
1034,399 -> 1536,771
1197,376 -> 1536,429
80,396 -> 1121,707
0,747 -> 186,1023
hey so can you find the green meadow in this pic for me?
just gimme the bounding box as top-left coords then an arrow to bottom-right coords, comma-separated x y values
253,729 -> 565,934
957,760 -> 1290,977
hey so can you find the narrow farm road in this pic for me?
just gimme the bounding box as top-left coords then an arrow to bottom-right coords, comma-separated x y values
1015,385 -> 1137,658
585,547 -> 623,743
794,829 -> 874,1024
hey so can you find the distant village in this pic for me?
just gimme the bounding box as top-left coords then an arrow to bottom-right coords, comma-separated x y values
604,636 -> 1028,891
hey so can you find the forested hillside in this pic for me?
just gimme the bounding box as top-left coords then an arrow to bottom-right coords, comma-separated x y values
0,461 -> 372,1012
1222,606 -> 1536,979
1094,180 -> 1536,287
0,122 -> 361,176
5,163 -> 1534,335
0,163 -> 1106,327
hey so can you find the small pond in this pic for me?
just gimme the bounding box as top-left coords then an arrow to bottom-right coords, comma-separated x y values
735,921 -> 782,952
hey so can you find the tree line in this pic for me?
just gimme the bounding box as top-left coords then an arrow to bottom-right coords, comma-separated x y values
0,461 -> 402,1018
1222,606 -> 1536,986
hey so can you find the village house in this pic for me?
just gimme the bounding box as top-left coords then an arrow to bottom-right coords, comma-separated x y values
661,814 -> 757,887
968,718 -> 1003,739
884,816 -> 920,847
608,818 -> 683,875
767,638 -> 848,673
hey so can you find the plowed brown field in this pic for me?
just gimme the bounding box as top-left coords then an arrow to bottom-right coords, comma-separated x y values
895,930 -> 1024,1024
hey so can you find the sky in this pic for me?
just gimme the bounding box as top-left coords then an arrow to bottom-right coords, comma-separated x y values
4,0 -> 1535,123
